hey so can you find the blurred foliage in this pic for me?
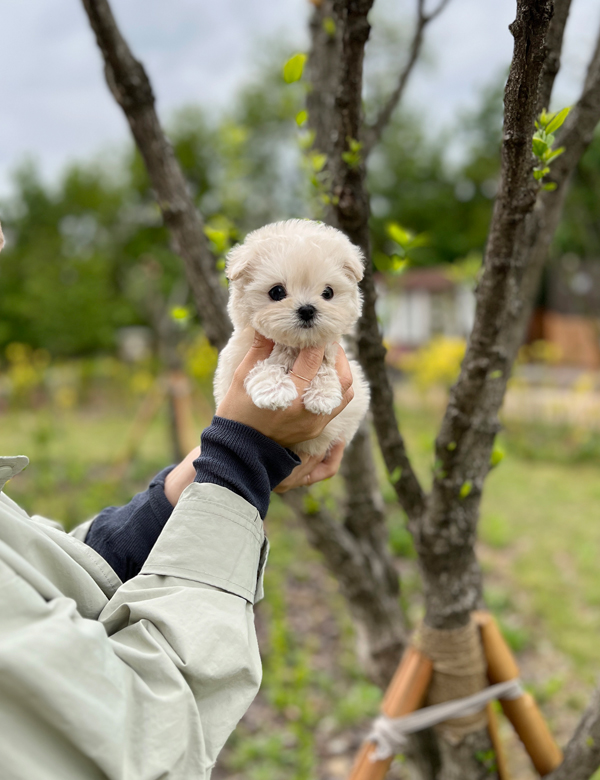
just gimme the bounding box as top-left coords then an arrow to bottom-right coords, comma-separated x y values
1,59 -> 599,360
398,336 -> 466,390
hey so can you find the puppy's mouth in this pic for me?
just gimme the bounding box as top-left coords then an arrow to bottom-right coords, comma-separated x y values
297,319 -> 318,329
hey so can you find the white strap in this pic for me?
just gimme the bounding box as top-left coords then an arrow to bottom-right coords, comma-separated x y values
368,678 -> 524,761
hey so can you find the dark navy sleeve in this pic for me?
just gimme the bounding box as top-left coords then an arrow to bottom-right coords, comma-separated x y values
194,417 -> 300,520
85,418 -> 301,582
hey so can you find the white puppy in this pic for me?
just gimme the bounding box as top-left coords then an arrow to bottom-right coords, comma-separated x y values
214,219 -> 370,457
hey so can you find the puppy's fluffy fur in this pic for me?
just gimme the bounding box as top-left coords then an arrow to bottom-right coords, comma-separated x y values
214,219 -> 370,457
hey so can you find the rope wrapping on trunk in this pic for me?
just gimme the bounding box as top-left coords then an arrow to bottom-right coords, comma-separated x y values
368,678 -> 523,760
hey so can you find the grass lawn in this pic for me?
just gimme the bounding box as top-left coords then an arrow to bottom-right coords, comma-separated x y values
2,393 -> 599,779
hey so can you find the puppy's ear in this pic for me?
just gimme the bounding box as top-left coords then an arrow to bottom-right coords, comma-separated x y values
343,246 -> 365,283
226,242 -> 255,282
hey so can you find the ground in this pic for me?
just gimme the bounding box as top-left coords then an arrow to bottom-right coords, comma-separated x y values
3,386 -> 600,780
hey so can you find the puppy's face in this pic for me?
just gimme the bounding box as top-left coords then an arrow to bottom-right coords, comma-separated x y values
226,221 -> 364,348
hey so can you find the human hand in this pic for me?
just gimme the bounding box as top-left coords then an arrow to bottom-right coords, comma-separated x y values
215,332 -> 354,449
273,439 -> 346,493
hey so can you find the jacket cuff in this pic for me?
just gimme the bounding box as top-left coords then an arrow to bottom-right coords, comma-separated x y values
141,483 -> 267,604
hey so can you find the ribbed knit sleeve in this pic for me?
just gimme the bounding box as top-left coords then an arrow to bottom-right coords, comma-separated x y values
194,417 -> 301,519
85,418 -> 301,581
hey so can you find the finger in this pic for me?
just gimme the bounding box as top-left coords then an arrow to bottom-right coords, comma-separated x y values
334,346 -> 353,395
306,440 -> 345,484
291,453 -> 322,480
273,454 -> 321,493
234,331 -> 275,381
290,345 -> 325,391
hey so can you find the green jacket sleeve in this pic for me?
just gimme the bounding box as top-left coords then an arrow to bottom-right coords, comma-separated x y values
0,482 -> 268,780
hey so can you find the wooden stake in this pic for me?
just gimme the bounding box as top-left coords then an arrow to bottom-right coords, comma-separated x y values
348,646 -> 433,780
473,611 -> 563,776
167,370 -> 198,458
486,702 -> 511,780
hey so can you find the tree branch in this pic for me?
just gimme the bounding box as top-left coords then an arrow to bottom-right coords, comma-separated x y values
307,0 -> 427,522
537,0 -> 573,113
363,0 -> 452,156
546,687 -> 600,780
80,0 -> 231,350
283,482 -> 407,689
421,0 -> 554,629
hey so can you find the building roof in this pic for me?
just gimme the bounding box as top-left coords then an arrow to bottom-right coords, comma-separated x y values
378,266 -> 456,294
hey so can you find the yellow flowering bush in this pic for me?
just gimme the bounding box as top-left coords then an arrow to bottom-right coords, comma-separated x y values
400,336 -> 466,390
185,335 -> 218,383
4,343 -> 51,404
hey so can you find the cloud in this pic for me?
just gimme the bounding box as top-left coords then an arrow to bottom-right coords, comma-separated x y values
0,0 -> 597,197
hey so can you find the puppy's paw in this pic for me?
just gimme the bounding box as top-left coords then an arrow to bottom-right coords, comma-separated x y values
302,384 -> 343,415
244,363 -> 298,410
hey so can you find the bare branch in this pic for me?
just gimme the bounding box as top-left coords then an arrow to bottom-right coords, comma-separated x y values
537,0 -> 573,112
362,0 -> 452,156
80,0 -> 231,350
421,0 -> 555,629
283,481 -> 407,689
307,0 -> 427,521
546,687 -> 600,780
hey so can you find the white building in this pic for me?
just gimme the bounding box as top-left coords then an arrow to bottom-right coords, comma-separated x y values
376,267 -> 476,351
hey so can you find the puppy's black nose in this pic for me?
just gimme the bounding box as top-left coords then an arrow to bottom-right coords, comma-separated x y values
297,304 -> 317,322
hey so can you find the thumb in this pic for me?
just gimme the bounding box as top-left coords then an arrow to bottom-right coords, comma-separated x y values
235,331 -> 274,379
289,345 -> 324,391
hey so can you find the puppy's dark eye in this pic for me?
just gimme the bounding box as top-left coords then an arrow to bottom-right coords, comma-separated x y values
269,285 -> 287,301
321,286 -> 334,300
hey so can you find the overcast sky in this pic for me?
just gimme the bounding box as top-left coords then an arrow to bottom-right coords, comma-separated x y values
1,0 -> 598,198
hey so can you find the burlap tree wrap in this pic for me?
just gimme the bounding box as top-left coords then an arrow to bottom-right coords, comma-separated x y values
413,618 -> 488,744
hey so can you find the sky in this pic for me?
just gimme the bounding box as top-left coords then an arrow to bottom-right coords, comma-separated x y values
1,0 -> 598,198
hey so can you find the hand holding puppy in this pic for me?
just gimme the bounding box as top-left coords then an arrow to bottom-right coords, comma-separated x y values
165,333 -> 353,505
216,332 -> 354,448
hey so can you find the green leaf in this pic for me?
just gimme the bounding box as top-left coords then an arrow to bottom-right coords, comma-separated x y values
542,182 -> 557,191
489,370 -> 503,379
387,222 -> 413,248
533,167 -> 550,181
295,109 -> 308,126
170,306 -> 190,322
341,150 -> 361,168
408,232 -> 428,249
347,137 -> 363,153
490,445 -> 505,468
459,480 -> 473,499
532,136 -> 549,158
322,16 -> 336,36
545,106 -> 570,135
389,466 -> 402,483
539,108 -> 557,129
390,256 -> 409,274
283,53 -> 307,84
204,226 -> 229,254
310,152 -> 327,172
303,493 -> 320,515
546,146 -> 565,162
447,441 -> 457,451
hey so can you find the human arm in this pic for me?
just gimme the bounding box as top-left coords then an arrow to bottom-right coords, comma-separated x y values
0,483 -> 266,780
85,334 -> 354,580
